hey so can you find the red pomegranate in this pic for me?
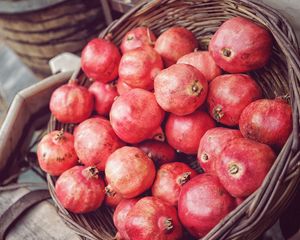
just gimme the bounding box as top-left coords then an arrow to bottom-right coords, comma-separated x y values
239,98 -> 292,149
209,16 -> 273,73
125,197 -> 183,240
49,83 -> 94,123
116,78 -> 134,95
74,117 -> 123,171
104,184 -> 123,208
88,81 -> 118,116
216,138 -> 276,198
235,198 -> 245,206
154,64 -> 208,116
197,127 -> 242,174
165,110 -> 215,154
136,140 -> 176,166
119,47 -> 163,89
37,129 -> 78,176
120,27 -> 156,53
152,162 -> 197,206
113,198 -> 139,240
155,27 -> 198,67
178,174 -> 235,238
207,74 -> 262,126
55,166 -> 105,213
110,89 -> 165,144
81,38 -> 121,82
105,147 -> 156,198
177,51 -> 222,82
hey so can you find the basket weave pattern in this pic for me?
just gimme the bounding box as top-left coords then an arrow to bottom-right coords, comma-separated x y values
47,0 -> 300,239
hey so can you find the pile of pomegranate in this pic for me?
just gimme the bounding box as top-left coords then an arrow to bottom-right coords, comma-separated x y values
37,16 -> 293,239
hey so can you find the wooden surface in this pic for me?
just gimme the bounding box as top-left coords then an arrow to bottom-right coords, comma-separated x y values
0,185 -> 80,239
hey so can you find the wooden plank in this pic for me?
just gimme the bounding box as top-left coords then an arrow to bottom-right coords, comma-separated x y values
0,187 -> 80,240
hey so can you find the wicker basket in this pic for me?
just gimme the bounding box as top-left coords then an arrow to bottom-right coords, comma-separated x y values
47,0 -> 300,239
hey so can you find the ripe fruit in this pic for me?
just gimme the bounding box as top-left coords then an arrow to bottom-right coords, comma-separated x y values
55,166 -> 105,213
125,197 -> 183,240
154,64 -> 208,116
113,198 -> 139,240
178,174 -> 235,238
74,117 -> 123,171
37,129 -> 78,176
235,198 -> 245,206
120,27 -> 156,53
177,51 -> 222,82
239,99 -> 292,149
88,81 -> 118,116
119,47 -> 163,89
155,27 -> 198,67
105,146 -> 156,198
197,127 -> 242,174
209,16 -> 273,73
216,138 -> 276,198
110,89 -> 165,144
104,184 -> 123,208
116,78 -> 134,95
166,110 -> 215,154
207,74 -> 262,126
152,162 -> 197,206
136,140 -> 176,166
81,38 -> 121,82
49,83 -> 94,123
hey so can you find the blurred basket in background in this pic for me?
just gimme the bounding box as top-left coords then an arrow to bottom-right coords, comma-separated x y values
0,0 -> 107,78
43,0 -> 300,239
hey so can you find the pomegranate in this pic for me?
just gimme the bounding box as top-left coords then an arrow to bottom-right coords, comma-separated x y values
120,27 -> 156,53
74,117 -> 123,171
177,51 -> 222,82
136,140 -> 176,166
110,89 -> 165,144
88,81 -> 118,116
239,98 -> 292,149
113,198 -> 139,240
209,16 -> 273,73
37,129 -> 77,176
178,174 -> 235,238
55,166 -> 105,213
207,74 -> 262,126
235,198 -> 245,206
104,184 -> 123,208
105,146 -> 156,198
165,110 -> 215,154
154,64 -> 208,116
81,38 -> 121,82
216,138 -> 276,198
119,47 -> 163,89
197,127 -> 242,174
152,162 -> 197,206
49,83 -> 94,123
125,197 -> 183,240
155,27 -> 197,67
116,78 -> 134,95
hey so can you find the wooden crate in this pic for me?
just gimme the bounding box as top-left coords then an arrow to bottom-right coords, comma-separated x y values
0,71 -> 83,239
